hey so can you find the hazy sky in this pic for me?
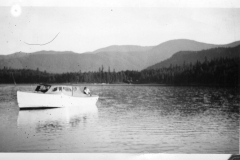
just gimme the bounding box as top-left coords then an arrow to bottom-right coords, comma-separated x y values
1,0 -> 240,55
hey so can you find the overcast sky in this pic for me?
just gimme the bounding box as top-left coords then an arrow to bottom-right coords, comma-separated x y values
1,0 -> 240,55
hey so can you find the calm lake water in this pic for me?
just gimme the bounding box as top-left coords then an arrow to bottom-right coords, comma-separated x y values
0,84 -> 239,153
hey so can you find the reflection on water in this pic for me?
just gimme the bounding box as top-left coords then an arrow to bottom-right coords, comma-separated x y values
0,85 -> 239,153
17,106 -> 98,131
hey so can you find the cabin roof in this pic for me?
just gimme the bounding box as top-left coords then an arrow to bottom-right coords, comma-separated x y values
38,84 -> 81,88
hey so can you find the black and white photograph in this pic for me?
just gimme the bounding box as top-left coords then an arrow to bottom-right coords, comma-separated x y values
0,0 -> 239,159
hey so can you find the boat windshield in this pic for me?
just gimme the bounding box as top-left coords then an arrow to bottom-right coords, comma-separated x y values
35,84 -> 51,93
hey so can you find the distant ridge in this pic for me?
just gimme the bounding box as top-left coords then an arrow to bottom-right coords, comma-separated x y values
144,39 -> 240,67
146,44 -> 240,70
93,45 -> 153,53
0,39 -> 240,73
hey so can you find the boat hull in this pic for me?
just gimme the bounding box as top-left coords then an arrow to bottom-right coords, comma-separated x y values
17,91 -> 99,109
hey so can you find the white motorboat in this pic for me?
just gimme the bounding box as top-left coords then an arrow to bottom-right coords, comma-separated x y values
17,84 -> 99,109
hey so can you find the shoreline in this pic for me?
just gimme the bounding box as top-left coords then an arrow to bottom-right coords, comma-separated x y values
0,83 -> 238,88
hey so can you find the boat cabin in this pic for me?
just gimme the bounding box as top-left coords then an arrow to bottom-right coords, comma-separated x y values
35,84 -> 86,96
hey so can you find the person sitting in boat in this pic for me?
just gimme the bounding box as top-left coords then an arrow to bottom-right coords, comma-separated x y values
83,87 -> 91,96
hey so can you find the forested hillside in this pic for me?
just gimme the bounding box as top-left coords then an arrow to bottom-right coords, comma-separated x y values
1,57 -> 239,87
147,44 -> 240,70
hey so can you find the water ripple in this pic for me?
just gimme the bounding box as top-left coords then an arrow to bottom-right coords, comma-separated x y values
0,85 -> 238,153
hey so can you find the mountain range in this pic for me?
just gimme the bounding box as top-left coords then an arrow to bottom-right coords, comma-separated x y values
147,43 -> 240,70
0,39 -> 240,73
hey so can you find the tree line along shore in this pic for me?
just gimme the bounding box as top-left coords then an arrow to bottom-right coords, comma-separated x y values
0,57 -> 239,88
